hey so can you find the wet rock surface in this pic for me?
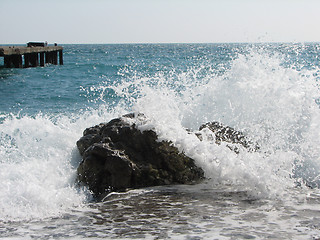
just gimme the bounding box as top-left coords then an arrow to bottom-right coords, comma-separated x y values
76,113 -> 204,198
197,121 -> 259,153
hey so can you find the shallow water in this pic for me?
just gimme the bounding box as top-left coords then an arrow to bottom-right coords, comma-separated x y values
2,183 -> 320,239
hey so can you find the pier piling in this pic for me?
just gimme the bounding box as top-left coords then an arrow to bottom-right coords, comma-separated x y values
59,50 -> 63,65
0,42 -> 63,68
40,52 -> 45,67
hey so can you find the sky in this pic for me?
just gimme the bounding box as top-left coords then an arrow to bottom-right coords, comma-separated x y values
1,0 -> 320,44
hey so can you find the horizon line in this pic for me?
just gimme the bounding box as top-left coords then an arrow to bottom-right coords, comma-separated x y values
1,41 -> 320,45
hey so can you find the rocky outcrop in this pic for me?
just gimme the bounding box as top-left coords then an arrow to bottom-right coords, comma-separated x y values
197,122 -> 259,153
76,113 -> 261,199
76,113 -> 204,199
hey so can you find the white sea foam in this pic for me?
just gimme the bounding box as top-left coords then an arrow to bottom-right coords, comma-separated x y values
0,109 -> 119,221
108,46 -> 320,199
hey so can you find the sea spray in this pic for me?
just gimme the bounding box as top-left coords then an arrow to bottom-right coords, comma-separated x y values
0,109 -> 120,221
101,45 -> 320,199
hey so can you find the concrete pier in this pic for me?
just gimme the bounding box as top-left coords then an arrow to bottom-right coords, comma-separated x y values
0,42 -> 63,68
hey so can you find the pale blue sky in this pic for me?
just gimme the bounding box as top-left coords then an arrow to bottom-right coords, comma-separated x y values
1,0 -> 319,44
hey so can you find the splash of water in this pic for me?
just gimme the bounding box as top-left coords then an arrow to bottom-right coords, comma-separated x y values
103,46 -> 320,198
0,109 -> 119,222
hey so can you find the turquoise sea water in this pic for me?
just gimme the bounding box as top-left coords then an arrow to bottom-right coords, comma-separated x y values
0,44 -> 239,115
1,43 -> 320,239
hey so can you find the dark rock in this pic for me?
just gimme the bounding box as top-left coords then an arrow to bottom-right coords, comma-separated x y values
78,142 -> 135,195
198,122 -> 259,153
76,134 -> 102,155
76,113 -> 204,198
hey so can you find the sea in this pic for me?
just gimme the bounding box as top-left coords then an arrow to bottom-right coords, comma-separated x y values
1,43 -> 320,239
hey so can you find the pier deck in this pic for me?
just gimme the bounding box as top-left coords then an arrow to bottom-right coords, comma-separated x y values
0,43 -> 63,68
